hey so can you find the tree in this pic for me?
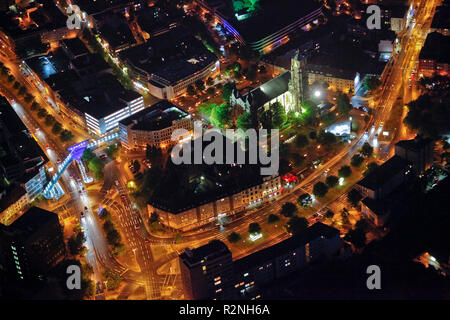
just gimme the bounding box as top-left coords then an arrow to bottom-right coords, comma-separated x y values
364,161 -> 379,176
347,188 -> 362,207
232,61 -> 242,72
45,114 -> 56,127
313,181 -> 329,198
13,81 -> 20,90
106,229 -> 121,246
290,153 -> 305,168
103,270 -> 122,290
350,154 -> 364,167
105,143 -> 120,159
286,216 -> 308,235
37,108 -> 48,118
280,202 -> 297,217
271,101 -> 286,128
361,142 -> 373,158
318,131 -> 337,147
206,87 -> 215,96
7,74 -> 14,83
338,165 -> 352,178
206,77 -> 214,86
236,111 -> 254,131
195,79 -> 205,91
344,228 -> 366,248
88,157 -> 104,173
68,231 -> 86,256
326,175 -> 339,188
325,210 -> 334,219
294,134 -> 309,149
30,101 -> 39,111
52,122 -> 62,134
24,93 -> 33,103
99,208 -> 111,220
18,86 -> 27,96
297,193 -> 312,207
337,92 -> 352,114
210,103 -> 231,128
267,214 -> 280,224
363,76 -> 381,92
309,131 -> 317,140
60,129 -> 74,142
186,84 -> 196,96
222,82 -> 234,102
227,231 -> 241,243
248,222 -> 261,235
81,148 -> 95,163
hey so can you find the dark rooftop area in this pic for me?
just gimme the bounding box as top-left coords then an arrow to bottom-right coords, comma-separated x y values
149,135 -> 275,213
357,156 -> 410,190
119,100 -> 189,131
234,222 -> 340,268
395,136 -> 433,152
0,207 -> 58,238
96,11 -> 136,51
119,26 -> 218,84
430,5 -> 450,30
180,240 -> 231,265
419,32 -> 450,64
214,0 -> 322,43
240,72 -> 290,108
61,38 -> 90,58
74,0 -> 133,15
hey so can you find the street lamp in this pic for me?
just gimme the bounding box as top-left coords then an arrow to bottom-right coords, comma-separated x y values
314,90 -> 321,98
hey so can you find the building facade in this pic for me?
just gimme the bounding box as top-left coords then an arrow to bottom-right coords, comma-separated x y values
149,175 -> 282,231
119,101 -> 192,150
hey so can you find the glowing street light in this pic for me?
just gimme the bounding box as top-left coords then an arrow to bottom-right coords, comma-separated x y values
314,90 -> 321,98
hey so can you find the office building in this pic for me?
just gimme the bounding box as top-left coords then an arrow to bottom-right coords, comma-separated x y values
395,135 -> 434,175
119,101 -> 192,150
0,207 -> 65,284
179,240 -> 234,300
119,26 -> 219,99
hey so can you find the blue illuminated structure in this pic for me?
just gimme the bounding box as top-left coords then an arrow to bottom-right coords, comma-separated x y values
43,132 -> 119,199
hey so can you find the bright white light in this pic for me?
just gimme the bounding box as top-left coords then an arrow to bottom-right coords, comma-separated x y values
373,137 -> 378,148
249,233 -> 262,241
430,256 -> 436,262
382,131 -> 389,136
314,90 -> 321,98
339,177 -> 344,186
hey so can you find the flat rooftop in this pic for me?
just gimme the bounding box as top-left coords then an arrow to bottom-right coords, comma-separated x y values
0,207 -> 58,238
149,136 -> 273,213
96,11 -> 136,50
213,0 -> 322,43
431,5 -> 450,30
357,156 -> 410,191
419,32 -> 450,64
45,70 -> 141,120
234,222 -> 340,269
119,100 -> 189,131
180,240 -> 231,266
119,26 -> 218,85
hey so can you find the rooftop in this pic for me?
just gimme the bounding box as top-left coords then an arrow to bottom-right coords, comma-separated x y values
74,0 -> 133,16
119,100 -> 189,131
395,136 -> 433,152
61,38 -> 90,58
119,26 -> 218,85
239,72 -> 290,108
234,222 -> 340,269
357,156 -> 410,191
431,5 -> 450,30
45,71 -> 141,120
213,0 -> 322,44
96,11 -> 136,51
419,32 -> 450,64
180,240 -> 231,266
149,136 -> 274,213
0,185 -> 26,215
0,206 -> 59,238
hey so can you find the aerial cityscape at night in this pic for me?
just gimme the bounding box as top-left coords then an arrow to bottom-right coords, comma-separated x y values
0,0 -> 449,306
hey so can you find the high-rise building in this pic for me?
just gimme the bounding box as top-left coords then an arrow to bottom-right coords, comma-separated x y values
0,207 -> 65,284
179,240 -> 235,300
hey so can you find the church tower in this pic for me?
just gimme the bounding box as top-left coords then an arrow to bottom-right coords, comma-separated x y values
288,51 -> 306,112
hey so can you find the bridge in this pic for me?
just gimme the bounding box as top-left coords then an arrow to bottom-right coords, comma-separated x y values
43,132 -> 119,199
